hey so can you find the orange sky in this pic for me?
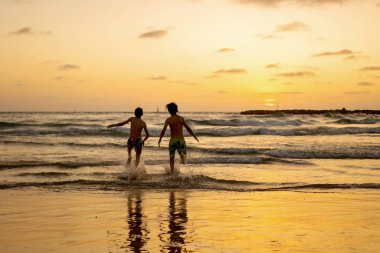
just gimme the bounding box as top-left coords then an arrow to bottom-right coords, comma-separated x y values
1,0 -> 379,111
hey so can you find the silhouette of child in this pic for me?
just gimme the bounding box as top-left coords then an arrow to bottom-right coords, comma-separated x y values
108,107 -> 149,167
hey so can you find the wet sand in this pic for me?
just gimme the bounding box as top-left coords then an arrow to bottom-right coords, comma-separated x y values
1,189 -> 379,253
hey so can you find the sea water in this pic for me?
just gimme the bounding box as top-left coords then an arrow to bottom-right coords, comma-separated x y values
1,111 -> 380,252
0,111 -> 379,191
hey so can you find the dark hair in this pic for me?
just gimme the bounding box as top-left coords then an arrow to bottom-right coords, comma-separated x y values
134,107 -> 143,118
166,102 -> 178,115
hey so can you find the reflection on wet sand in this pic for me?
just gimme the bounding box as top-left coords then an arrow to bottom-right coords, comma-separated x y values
160,191 -> 191,253
124,190 -> 191,252
127,190 -> 149,252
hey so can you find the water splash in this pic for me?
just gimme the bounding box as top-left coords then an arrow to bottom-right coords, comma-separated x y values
125,157 -> 147,181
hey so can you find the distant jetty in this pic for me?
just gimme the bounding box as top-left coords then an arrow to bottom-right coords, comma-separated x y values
240,109 -> 380,115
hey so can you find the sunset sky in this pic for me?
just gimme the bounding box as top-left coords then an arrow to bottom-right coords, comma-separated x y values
1,0 -> 379,112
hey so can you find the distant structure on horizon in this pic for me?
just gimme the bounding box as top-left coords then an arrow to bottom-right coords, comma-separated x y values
240,108 -> 380,115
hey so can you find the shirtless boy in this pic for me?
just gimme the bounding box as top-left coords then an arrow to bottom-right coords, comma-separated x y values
158,102 -> 199,173
107,107 -> 149,167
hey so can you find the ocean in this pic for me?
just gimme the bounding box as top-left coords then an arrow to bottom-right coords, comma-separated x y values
1,111 -> 380,252
0,111 -> 379,191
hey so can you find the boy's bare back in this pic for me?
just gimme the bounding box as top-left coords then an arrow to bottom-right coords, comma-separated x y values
129,117 -> 147,140
166,115 -> 185,138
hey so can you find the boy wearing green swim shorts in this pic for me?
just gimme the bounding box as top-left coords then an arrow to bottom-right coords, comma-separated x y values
107,107 -> 149,167
158,102 -> 199,173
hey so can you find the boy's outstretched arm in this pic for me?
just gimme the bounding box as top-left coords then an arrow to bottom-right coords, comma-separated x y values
184,121 -> 199,142
142,123 -> 150,145
107,118 -> 131,128
158,120 -> 169,147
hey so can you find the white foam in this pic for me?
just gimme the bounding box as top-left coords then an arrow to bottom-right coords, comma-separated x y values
126,157 -> 146,180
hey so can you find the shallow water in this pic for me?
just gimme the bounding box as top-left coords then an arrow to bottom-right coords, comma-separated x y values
0,112 -> 379,191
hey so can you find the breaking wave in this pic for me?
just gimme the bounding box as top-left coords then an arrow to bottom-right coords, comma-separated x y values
1,174 -> 379,192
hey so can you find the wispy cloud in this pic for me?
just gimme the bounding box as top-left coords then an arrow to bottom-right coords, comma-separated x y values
359,66 -> 380,71
54,76 -> 68,81
15,82 -> 27,87
138,30 -> 168,39
257,33 -> 277,40
205,74 -> 220,79
147,76 -> 167,81
260,91 -> 303,95
216,90 -> 227,94
185,82 -> 201,86
357,82 -> 375,86
57,64 -> 80,71
216,48 -> 235,53
9,0 -> 35,4
266,63 -> 280,69
236,0 -> 349,7
313,49 -> 353,57
275,21 -> 309,32
344,91 -> 370,95
276,71 -> 315,78
213,68 -> 247,74
9,27 -> 52,35
344,54 -> 367,61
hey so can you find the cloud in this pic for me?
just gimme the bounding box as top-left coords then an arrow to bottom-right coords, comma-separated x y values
213,68 -> 247,74
260,91 -> 303,95
344,54 -> 367,61
138,30 -> 168,39
313,49 -> 353,57
257,33 -> 276,40
217,90 -> 227,94
147,76 -> 167,80
10,0 -> 35,3
54,76 -> 68,81
276,71 -> 315,78
236,0 -> 349,7
357,82 -> 375,86
57,64 -> 80,71
266,63 -> 280,69
15,82 -> 27,86
359,66 -> 380,71
9,26 -> 52,35
9,27 -> 33,35
344,91 -> 370,95
185,82 -> 201,86
216,48 -> 235,53
275,21 -> 309,32
205,74 -> 220,79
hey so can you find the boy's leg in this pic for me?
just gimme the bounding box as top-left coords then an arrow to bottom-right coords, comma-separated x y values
180,154 -> 186,165
170,156 -> 175,173
127,138 -> 133,166
178,140 -> 187,165
169,139 -> 177,173
127,147 -> 132,166
135,153 -> 141,167
134,139 -> 143,167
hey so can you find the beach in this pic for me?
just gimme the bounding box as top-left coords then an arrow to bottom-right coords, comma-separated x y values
1,111 -> 380,252
1,189 -> 379,252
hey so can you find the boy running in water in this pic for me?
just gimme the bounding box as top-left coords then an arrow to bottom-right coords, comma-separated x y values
158,102 -> 199,173
107,107 -> 149,167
